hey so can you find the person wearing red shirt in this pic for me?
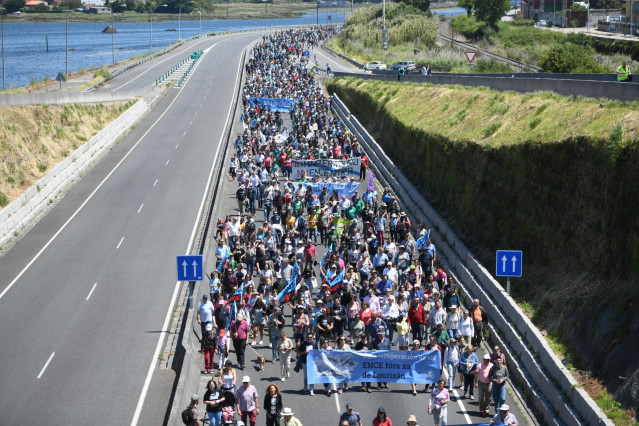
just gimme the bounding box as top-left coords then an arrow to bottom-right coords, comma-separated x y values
360,156 -> 369,181
372,407 -> 392,426
407,298 -> 426,343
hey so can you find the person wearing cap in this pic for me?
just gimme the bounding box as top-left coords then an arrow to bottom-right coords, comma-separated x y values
230,313 -> 250,370
339,402 -> 362,426
279,407 -> 302,426
216,329 -> 229,370
202,323 -> 217,374
197,293 -> 216,352
186,393 -> 201,426
406,414 -> 419,426
373,406 -> 392,426
490,404 -> 518,425
428,379 -> 450,426
443,338 -> 461,389
475,354 -> 494,416
489,356 -> 509,413
235,376 -> 259,426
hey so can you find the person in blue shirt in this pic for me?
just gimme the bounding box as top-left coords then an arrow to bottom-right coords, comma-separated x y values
460,344 -> 479,399
376,273 -> 393,296
215,239 -> 230,270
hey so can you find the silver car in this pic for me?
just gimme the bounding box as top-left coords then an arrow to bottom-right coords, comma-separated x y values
364,61 -> 387,71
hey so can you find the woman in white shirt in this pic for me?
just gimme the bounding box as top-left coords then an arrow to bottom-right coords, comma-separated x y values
381,295 -> 400,344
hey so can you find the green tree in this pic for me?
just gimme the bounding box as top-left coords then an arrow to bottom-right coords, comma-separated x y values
458,0 -> 474,17
590,0 -> 621,8
4,0 -> 26,13
539,42 -> 609,73
398,0 -> 431,12
59,0 -> 82,9
474,0 -> 510,29
34,2 -> 50,10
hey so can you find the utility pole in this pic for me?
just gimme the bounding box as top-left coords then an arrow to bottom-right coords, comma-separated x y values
65,10 -> 70,76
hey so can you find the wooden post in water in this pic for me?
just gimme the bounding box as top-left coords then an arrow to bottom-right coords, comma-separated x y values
46,35 -> 49,52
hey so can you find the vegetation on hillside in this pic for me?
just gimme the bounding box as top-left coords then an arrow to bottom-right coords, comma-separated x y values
0,101 -> 134,208
327,76 -> 639,423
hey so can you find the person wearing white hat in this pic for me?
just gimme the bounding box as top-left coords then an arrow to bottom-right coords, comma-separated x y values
279,407 -> 302,426
475,354 -> 494,416
490,404 -> 518,425
235,376 -> 259,426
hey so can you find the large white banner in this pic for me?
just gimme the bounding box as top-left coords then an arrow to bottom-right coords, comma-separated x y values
292,158 -> 360,179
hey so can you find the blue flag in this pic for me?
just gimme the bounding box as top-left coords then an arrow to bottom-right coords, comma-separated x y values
320,245 -> 332,271
226,282 -> 244,306
217,252 -> 229,273
328,269 -> 344,294
291,261 -> 300,283
277,276 -> 297,304
239,113 -> 245,123
416,232 -> 431,251
226,301 -> 236,329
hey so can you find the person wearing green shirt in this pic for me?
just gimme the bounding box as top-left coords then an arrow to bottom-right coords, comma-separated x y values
293,198 -> 303,214
432,323 -> 450,346
616,60 -> 632,82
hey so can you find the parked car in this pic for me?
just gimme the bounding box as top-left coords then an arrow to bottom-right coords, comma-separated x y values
535,20 -> 548,26
364,61 -> 387,70
389,61 -> 416,71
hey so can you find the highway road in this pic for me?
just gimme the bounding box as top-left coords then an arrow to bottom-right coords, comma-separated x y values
0,32 -> 261,425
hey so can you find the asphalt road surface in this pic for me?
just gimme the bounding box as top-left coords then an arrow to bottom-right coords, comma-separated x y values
0,32 -> 261,426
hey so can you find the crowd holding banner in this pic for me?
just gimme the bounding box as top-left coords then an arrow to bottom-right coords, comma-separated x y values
194,28 -> 517,426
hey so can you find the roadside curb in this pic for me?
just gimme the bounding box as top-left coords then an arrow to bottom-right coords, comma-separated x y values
0,86 -> 164,254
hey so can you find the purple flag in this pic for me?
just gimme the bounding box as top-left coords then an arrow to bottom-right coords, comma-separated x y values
367,169 -> 375,192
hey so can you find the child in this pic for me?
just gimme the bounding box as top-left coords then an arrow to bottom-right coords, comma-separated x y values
216,329 -> 229,370
202,324 -> 217,374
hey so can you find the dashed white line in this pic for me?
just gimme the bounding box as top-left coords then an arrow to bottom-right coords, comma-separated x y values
153,179 -> 158,187
189,121 -> 193,126
200,104 -> 202,107
137,204 -> 144,214
116,237 -> 124,249
194,112 -> 198,117
175,143 -> 179,149
166,159 -> 170,166
86,283 -> 98,301
183,131 -> 187,136
37,352 -> 55,379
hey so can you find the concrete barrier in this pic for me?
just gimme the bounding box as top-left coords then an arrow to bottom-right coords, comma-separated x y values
0,88 -> 150,107
331,71 -> 639,102
0,92 -> 156,249
330,93 -> 613,426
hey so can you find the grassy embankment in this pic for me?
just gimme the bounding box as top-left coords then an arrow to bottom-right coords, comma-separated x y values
334,4 -> 639,73
327,76 -> 639,425
0,101 -> 135,210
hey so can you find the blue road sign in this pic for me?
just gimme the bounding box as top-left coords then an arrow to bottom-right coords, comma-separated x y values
382,36 -> 389,41
177,255 -> 203,281
303,50 -> 310,57
496,250 -> 522,277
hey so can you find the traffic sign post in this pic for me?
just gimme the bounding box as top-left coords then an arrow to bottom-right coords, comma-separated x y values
496,250 -> 522,294
382,29 -> 388,49
464,51 -> 476,73
177,255 -> 204,281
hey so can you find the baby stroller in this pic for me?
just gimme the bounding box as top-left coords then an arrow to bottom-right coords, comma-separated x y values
219,391 -> 244,426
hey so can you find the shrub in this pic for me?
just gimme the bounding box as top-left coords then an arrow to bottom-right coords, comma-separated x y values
511,16 -> 535,26
539,43 -> 609,73
475,59 -> 514,73
570,3 -> 587,11
451,15 -> 488,40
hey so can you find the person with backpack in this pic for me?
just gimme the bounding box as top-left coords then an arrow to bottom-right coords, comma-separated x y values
202,323 -> 217,374
182,394 -> 201,426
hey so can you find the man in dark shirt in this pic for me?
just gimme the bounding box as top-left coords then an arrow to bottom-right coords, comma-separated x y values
297,332 -> 317,395
373,329 -> 390,389
332,298 -> 347,338
354,335 -> 373,393
222,268 -> 238,298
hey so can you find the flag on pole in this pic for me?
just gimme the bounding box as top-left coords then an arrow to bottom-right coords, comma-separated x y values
277,276 -> 297,304
367,169 -> 375,192
226,301 -> 236,329
226,282 -> 244,306
320,245 -> 333,271
328,269 -> 344,294
416,231 -> 431,251
217,252 -> 230,272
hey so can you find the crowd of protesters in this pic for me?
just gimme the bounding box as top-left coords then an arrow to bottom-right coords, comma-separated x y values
193,28 -> 518,426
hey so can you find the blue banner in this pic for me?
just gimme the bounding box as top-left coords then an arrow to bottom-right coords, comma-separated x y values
226,282 -> 244,306
248,97 -> 296,112
306,350 -> 441,384
306,181 -> 359,198
328,269 -> 344,294
416,232 -> 430,251
217,253 -> 230,272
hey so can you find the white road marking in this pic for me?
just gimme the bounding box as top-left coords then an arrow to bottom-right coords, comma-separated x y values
0,55 -> 207,302
37,352 -> 55,379
166,159 -> 170,166
189,121 -> 193,126
130,43 -> 248,426
175,144 -> 179,149
137,204 -> 144,214
153,179 -> 158,187
116,237 -> 124,249
195,112 -> 198,117
451,388 -> 473,424
334,389 -> 340,412
183,131 -> 187,136
313,47 -> 355,73
86,283 -> 98,301
113,41 -> 219,91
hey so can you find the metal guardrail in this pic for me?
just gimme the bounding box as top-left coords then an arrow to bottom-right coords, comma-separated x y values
155,56 -> 191,86
438,33 -> 543,72
84,35 -> 206,92
176,50 -> 203,87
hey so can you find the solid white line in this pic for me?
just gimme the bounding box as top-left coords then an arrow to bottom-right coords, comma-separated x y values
137,204 -> 144,214
0,52 -> 210,303
334,390 -> 340,412
451,388 -> 473,424
86,283 -> 98,301
166,159 -> 170,166
153,179 -> 158,187
116,237 -> 125,249
37,352 -> 55,379
313,47 -> 354,73
130,44 -> 246,426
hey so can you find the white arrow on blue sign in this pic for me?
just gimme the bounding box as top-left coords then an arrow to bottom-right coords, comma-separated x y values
495,250 -> 522,277
177,255 -> 204,281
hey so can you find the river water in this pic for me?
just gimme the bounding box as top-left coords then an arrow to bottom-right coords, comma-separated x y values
1,11 -> 345,89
